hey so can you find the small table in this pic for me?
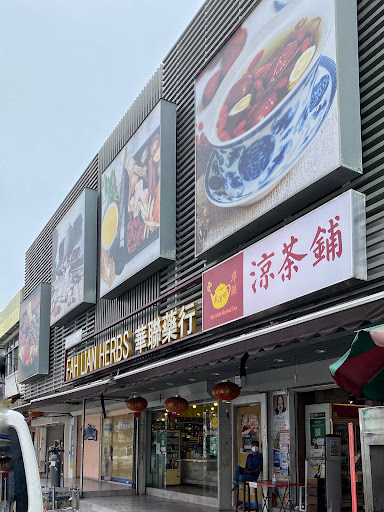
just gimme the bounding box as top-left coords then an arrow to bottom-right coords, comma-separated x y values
248,479 -> 301,512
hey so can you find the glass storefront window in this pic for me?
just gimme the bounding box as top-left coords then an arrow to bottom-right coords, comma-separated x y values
148,402 -> 218,497
101,413 -> 134,484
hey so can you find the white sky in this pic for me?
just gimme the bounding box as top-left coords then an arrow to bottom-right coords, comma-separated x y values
0,0 -> 205,311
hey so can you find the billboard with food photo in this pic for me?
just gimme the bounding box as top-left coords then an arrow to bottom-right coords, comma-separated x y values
18,283 -> 50,383
50,189 -> 97,326
195,0 -> 361,258
100,100 -> 176,298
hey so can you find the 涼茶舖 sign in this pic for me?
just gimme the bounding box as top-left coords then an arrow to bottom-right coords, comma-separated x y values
203,191 -> 367,331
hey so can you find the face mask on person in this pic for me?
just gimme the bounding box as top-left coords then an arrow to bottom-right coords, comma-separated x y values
251,446 -> 259,453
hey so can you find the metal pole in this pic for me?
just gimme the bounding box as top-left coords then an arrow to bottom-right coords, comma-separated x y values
348,423 -> 357,512
80,398 -> 86,498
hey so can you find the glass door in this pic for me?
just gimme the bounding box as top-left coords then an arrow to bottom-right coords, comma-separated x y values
150,429 -> 166,489
234,394 -> 267,507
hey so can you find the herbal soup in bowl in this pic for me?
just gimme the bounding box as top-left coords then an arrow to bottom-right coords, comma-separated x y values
205,10 -> 331,206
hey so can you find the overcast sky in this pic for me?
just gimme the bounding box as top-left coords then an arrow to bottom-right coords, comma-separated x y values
0,0 -> 205,311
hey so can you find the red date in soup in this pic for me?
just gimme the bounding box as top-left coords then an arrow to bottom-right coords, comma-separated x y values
216,17 -> 321,141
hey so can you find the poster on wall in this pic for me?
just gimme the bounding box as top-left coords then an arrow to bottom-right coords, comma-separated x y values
237,405 -> 262,471
50,188 -> 97,326
100,100 -> 176,299
18,283 -> 50,383
309,411 -> 326,476
241,412 -> 261,453
272,392 -> 290,477
195,0 -> 361,258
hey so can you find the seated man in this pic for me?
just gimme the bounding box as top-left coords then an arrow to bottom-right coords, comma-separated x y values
233,440 -> 263,489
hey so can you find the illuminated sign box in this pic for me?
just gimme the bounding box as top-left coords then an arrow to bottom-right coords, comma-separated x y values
195,0 -> 362,259
100,100 -> 176,299
18,283 -> 50,383
203,191 -> 367,331
51,188 -> 97,326
65,302 -> 198,381
0,291 -> 20,339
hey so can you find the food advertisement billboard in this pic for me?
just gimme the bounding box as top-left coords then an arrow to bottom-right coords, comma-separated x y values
18,283 -> 50,383
203,191 -> 366,331
51,188 -> 97,326
100,100 -> 176,298
195,0 -> 361,258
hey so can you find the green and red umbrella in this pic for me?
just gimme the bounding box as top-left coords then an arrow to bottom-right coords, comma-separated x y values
330,324 -> 384,401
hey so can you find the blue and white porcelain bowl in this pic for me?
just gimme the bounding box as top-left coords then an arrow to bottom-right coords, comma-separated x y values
204,0 -> 334,207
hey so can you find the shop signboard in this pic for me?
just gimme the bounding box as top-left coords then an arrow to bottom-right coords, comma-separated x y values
100,100 -> 176,299
203,190 -> 366,331
50,188 -> 97,326
195,0 -> 361,258
0,291 -> 20,339
65,301 -> 198,381
18,283 -> 50,383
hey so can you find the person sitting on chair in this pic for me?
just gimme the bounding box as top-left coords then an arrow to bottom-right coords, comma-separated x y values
233,440 -> 263,490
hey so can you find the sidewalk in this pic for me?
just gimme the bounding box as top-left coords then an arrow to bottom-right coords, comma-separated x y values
79,494 -> 217,512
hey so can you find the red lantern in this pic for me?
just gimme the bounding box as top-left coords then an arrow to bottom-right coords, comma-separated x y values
212,380 -> 241,402
126,396 -> 148,419
164,396 -> 189,420
30,411 -> 44,419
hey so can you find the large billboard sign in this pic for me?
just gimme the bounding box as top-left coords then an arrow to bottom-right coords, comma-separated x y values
195,0 -> 361,258
51,189 -> 97,326
100,100 -> 176,299
0,291 -> 20,339
18,283 -> 50,383
203,191 -> 367,331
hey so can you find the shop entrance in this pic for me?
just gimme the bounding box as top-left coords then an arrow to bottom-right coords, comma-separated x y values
46,424 -> 65,483
148,402 -> 218,498
297,387 -> 365,511
233,394 -> 267,507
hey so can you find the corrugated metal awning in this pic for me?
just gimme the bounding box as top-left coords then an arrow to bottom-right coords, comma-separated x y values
114,291 -> 384,386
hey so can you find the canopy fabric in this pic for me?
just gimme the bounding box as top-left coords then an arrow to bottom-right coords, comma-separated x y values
330,325 -> 384,400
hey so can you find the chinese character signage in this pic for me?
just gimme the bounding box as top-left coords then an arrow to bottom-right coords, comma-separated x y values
18,283 -> 50,383
195,0 -> 361,258
203,191 -> 366,330
51,189 -> 97,326
65,302 -> 198,381
100,100 -> 176,299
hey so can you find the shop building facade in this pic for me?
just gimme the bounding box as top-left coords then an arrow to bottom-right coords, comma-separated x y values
14,0 -> 384,510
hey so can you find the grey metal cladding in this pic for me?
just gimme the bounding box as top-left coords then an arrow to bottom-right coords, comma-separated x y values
21,0 -> 384,398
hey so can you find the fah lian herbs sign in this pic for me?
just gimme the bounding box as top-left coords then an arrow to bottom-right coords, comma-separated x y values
203,191 -> 367,331
65,302 -> 198,381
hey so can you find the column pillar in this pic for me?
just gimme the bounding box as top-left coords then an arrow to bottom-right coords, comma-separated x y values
218,401 -> 233,511
136,410 -> 147,495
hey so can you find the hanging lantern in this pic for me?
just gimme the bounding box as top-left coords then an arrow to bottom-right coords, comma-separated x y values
29,411 -> 44,419
164,396 -> 189,420
212,380 -> 241,403
126,396 -> 148,419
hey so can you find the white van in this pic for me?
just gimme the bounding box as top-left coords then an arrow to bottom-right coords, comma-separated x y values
0,407 -> 43,512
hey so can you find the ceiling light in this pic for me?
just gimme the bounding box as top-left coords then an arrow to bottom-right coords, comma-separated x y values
212,372 -> 221,376
188,378 -> 196,382
315,349 -> 326,354
274,359 -> 285,363
192,405 -> 197,409
148,387 -> 156,390
166,382 -> 174,385
213,403 -> 218,407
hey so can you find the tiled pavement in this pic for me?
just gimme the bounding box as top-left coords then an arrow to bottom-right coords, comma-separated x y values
79,494 -> 217,511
